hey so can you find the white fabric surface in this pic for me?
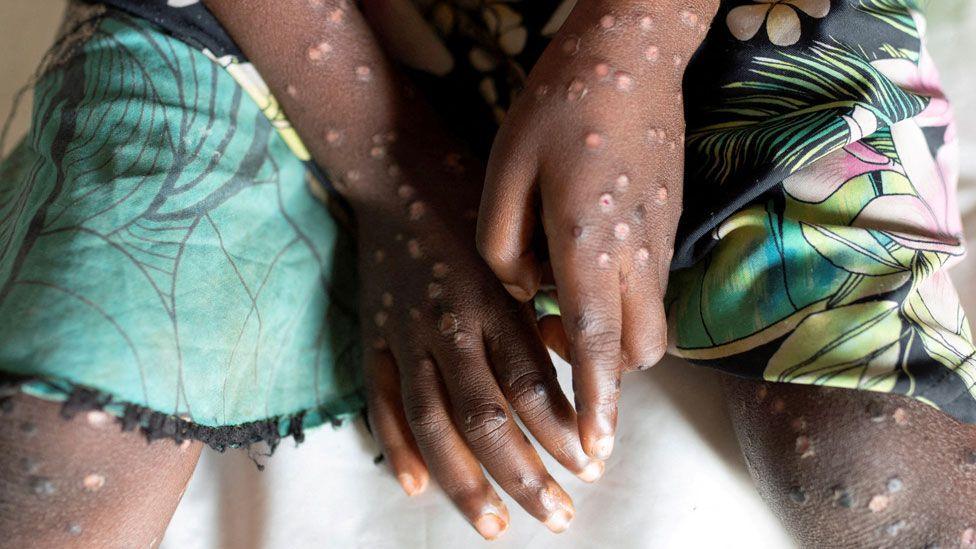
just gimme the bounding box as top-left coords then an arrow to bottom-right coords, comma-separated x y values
1,2 -> 974,548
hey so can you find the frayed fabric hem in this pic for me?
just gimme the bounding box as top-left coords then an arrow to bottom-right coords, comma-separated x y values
0,374 -> 365,467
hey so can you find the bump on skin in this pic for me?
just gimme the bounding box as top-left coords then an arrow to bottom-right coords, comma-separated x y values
325,128 -> 343,146
887,476 -> 903,493
655,185 -> 669,204
884,519 -> 907,537
408,201 -> 426,221
893,407 -> 909,425
771,397 -> 786,414
355,65 -> 372,82
374,311 -> 388,328
407,239 -> 422,259
615,174 -> 629,191
567,79 -> 588,101
635,247 -> 650,267
285,84 -> 298,97
307,41 -> 333,62
594,63 -> 611,79
372,337 -> 388,350
756,385 -> 768,401
427,283 -> 443,299
597,252 -> 611,268
381,292 -> 394,307
679,10 -> 699,27
561,36 -> 581,55
788,486 -> 808,504
370,146 -> 386,158
387,164 -> 401,178
572,225 -> 584,239
373,249 -> 385,264
795,435 -> 814,458
599,193 -> 614,212
408,308 -> 422,321
432,262 -> 449,278
790,417 -> 807,431
584,132 -> 603,149
535,85 -> 550,99
614,71 -> 634,92
639,16 -> 654,31
613,223 -> 630,240
438,312 -> 458,336
963,528 -> 976,547
86,410 -> 111,427
831,486 -> 855,508
442,153 -> 464,174
647,127 -> 666,144
82,473 -> 105,492
868,494 -> 890,512
599,14 -> 616,29
29,476 -> 56,496
345,169 -> 361,183
673,54 -> 682,67
644,45 -> 660,63
67,523 -> 82,536
397,184 -> 415,199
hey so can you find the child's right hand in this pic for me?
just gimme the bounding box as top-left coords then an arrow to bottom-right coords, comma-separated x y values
356,143 -> 602,539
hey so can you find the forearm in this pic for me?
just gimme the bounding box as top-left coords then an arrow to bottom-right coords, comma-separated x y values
202,0 -> 473,218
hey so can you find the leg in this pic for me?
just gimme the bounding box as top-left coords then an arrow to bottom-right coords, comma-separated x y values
0,394 -> 201,548
723,376 -> 976,548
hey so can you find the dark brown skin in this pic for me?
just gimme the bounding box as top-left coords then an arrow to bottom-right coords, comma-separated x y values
0,394 -> 201,548
724,378 -> 976,548
203,0 -> 604,538
479,0 -> 721,460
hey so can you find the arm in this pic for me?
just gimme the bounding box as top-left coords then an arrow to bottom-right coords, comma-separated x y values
202,0 -> 597,537
478,0 -> 721,460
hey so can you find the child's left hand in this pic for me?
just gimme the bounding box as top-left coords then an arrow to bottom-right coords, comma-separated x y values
477,0 -> 719,460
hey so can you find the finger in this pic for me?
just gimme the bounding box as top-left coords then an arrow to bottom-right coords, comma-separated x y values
487,308 -> 605,483
548,242 -> 623,462
619,256 -> 669,372
538,314 -> 571,363
477,135 -> 542,302
431,320 -> 575,532
364,347 -> 429,496
398,351 -> 511,540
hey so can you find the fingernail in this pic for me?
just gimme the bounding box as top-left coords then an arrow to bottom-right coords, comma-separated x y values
578,460 -> 605,483
544,507 -> 574,533
503,283 -> 533,302
474,513 -> 507,540
397,473 -> 425,497
591,435 -> 615,460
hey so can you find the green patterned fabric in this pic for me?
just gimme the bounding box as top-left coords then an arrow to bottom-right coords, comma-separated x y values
0,14 -> 363,437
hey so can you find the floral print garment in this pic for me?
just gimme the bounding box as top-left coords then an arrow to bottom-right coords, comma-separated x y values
1,0 -> 973,450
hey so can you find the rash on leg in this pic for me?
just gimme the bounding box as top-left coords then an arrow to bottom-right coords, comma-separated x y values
722,377 -> 976,548
0,393 -> 202,548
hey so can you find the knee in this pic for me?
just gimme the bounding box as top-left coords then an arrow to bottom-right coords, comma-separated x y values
723,378 -> 976,548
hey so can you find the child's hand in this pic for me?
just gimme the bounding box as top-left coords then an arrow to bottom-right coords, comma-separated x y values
356,147 -> 603,539
477,0 -> 718,460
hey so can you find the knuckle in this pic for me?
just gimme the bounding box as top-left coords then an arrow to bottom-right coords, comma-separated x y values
404,402 -> 450,444
458,399 -> 510,454
579,327 -> 621,357
506,369 -> 551,418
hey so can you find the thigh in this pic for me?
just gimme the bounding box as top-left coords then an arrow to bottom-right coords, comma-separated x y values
0,394 -> 201,548
723,376 -> 976,548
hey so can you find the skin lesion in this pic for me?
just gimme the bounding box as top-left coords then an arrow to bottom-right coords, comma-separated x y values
723,377 -> 976,548
0,393 -> 202,548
